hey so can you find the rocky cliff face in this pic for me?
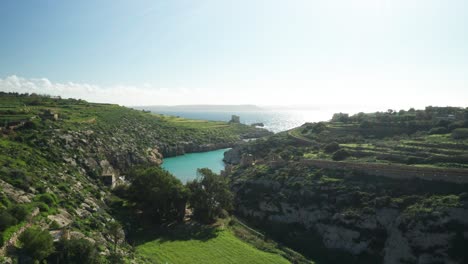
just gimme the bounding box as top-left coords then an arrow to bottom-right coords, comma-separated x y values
43,122 -> 268,179
160,141 -> 234,157
231,164 -> 468,264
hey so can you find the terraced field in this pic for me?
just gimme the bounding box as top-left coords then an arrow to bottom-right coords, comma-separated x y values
295,115 -> 468,169
136,228 -> 290,264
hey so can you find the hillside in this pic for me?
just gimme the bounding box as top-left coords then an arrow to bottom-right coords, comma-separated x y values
224,106 -> 468,264
0,93 -> 272,263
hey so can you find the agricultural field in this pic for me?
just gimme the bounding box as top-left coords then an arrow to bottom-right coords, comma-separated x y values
136,227 -> 290,264
291,108 -> 468,168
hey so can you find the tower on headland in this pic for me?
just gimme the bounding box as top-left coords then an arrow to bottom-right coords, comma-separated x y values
229,115 -> 240,123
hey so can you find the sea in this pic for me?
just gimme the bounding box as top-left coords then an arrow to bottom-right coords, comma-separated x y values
151,109 -> 337,133
156,109 -> 338,181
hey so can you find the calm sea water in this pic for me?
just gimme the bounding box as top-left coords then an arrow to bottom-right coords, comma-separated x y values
159,109 -> 338,181
154,110 -> 336,133
162,148 -> 230,182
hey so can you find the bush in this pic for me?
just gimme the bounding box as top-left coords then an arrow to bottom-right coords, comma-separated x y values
36,202 -> 50,213
0,210 -> 17,231
19,227 -> 54,261
49,220 -> 61,229
9,204 -> 29,222
323,142 -> 340,153
55,237 -> 99,264
332,149 -> 350,161
35,193 -> 58,206
108,252 -> 125,264
429,126 -> 448,135
452,128 -> 468,139
448,121 -> 466,131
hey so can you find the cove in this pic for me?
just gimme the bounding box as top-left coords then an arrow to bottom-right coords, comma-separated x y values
162,148 -> 230,182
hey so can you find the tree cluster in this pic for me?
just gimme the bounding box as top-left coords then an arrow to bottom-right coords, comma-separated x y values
124,166 -> 234,224
187,168 -> 233,223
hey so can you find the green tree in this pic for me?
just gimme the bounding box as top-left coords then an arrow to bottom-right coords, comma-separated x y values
332,113 -> 350,123
187,168 -> 233,223
128,166 -> 188,222
19,227 -> 54,261
332,149 -> 350,161
9,204 -> 29,222
0,210 -> 17,231
107,221 -> 124,253
56,237 -> 99,264
323,142 -> 340,154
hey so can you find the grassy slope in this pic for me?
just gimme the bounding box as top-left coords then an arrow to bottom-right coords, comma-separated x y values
0,94 -> 271,261
137,228 -> 290,264
294,121 -> 468,168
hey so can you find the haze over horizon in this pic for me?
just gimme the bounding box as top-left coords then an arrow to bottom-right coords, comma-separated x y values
0,0 -> 467,110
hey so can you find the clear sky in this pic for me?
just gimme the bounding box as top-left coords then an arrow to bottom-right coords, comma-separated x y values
0,0 -> 467,109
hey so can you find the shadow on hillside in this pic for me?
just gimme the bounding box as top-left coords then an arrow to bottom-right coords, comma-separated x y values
109,200 -> 219,246
126,220 -> 220,246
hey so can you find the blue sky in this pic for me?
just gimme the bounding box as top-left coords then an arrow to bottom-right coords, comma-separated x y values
0,0 -> 467,108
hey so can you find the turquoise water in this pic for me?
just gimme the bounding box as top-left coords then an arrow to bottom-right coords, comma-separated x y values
162,148 -> 230,182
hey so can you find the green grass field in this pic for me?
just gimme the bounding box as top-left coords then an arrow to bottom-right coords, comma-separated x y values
136,228 -> 290,264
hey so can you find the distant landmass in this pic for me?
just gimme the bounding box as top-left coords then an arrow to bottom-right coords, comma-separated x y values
134,104 -> 263,112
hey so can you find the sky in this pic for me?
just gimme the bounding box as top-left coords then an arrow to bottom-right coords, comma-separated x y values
0,0 -> 467,110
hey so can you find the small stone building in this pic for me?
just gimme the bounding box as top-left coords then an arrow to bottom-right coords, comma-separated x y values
40,109 -> 59,121
101,173 -> 116,187
230,115 -> 240,123
240,153 -> 254,167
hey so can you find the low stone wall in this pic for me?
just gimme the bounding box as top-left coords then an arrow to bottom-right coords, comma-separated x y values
302,159 -> 468,184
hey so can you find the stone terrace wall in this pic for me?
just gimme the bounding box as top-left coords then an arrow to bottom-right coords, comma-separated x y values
302,159 -> 468,184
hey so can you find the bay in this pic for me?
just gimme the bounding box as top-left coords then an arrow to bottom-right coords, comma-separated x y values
161,148 -> 230,182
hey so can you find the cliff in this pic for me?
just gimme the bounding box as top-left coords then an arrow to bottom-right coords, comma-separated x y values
231,162 -> 468,264
0,94 -> 270,262
226,107 -> 468,264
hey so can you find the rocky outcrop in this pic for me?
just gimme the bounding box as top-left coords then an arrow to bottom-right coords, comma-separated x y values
0,180 -> 33,203
159,141 -> 234,158
224,146 -> 243,164
232,168 -> 468,263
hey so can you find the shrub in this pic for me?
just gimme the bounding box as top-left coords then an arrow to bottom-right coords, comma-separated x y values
19,227 -> 54,261
9,204 -> 29,222
55,237 -> 99,264
49,220 -> 61,229
429,126 -> 448,135
332,149 -> 350,161
448,121 -> 466,131
323,142 -> 340,153
0,210 -> 17,231
452,128 -> 468,139
35,193 -> 58,206
108,252 -> 125,264
36,202 -> 50,213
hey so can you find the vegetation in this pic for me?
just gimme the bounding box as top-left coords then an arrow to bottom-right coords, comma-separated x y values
3,92 -> 466,263
18,227 -> 55,261
0,93 -> 271,262
107,221 -> 124,253
225,106 -> 468,263
127,166 -> 188,223
136,223 -> 291,264
54,237 -> 100,264
187,168 -> 234,223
